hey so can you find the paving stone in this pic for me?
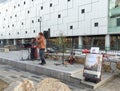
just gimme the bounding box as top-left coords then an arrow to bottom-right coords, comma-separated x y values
20,75 -> 28,78
0,51 -> 120,91
9,76 -> 18,78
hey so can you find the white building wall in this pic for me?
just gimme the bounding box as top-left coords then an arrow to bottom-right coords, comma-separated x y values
0,0 -> 108,39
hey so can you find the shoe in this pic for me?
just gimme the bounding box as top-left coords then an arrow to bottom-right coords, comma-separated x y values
39,62 -> 46,65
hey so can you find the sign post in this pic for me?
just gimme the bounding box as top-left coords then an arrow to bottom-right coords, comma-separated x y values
83,47 -> 103,83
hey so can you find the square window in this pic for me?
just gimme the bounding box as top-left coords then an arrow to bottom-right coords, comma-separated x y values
81,9 -> 85,14
48,28 -> 50,31
10,16 -> 12,19
21,22 -> 24,25
32,0 -> 34,1
117,18 -> 120,26
94,22 -> 99,27
38,19 -> 40,22
68,0 -> 70,2
33,30 -> 35,33
15,14 -> 17,17
14,6 -> 16,8
70,25 -> 73,29
50,3 -> 52,7
24,1 -> 26,5
41,6 -> 43,10
32,20 -> 34,23
18,4 -> 20,7
12,24 -> 14,27
25,31 -> 27,34
27,10 -> 30,14
58,14 -> 61,18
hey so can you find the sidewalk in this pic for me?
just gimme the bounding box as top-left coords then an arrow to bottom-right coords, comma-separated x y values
0,50 -> 119,90
0,50 -> 84,84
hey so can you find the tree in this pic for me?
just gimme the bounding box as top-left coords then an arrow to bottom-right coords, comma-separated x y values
55,33 -> 67,64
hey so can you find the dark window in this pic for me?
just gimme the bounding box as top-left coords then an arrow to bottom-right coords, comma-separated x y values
58,14 -> 61,18
21,22 -> 24,25
18,4 -> 20,7
6,9 -> 8,12
8,25 -> 9,28
81,9 -> 85,14
41,6 -> 43,10
25,31 -> 27,34
117,18 -> 120,26
33,30 -> 35,33
32,20 -> 34,23
32,0 -> 34,1
24,1 -> 26,5
4,18 -> 5,21
38,19 -> 40,22
17,32 -> 19,35
10,16 -> 12,19
94,22 -> 99,27
48,28 -> 50,31
68,0 -> 71,2
1,34 -> 3,36
3,26 -> 5,29
15,14 -> 17,17
12,24 -> 14,27
27,10 -> 30,14
14,6 -> 16,8
70,25 -> 73,29
50,3 -> 52,7
0,12 -> 1,14
9,33 -> 10,35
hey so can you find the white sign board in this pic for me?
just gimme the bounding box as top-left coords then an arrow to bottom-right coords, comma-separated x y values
83,54 -> 103,79
90,47 -> 99,54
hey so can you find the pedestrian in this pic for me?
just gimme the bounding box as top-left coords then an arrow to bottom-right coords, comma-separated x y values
30,38 -> 37,60
36,32 -> 46,65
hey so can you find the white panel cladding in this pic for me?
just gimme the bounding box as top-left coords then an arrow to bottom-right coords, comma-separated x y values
78,0 -> 92,5
90,17 -> 107,34
20,10 -> 26,20
25,18 -> 30,29
24,0 -> 30,9
30,6 -> 36,18
11,30 -> 16,39
0,0 -> 108,39
36,5 -> 40,17
29,27 -> 37,37
58,0 -> 67,11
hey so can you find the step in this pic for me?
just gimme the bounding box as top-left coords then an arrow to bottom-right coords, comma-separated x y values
71,71 -> 118,89
71,71 -> 84,81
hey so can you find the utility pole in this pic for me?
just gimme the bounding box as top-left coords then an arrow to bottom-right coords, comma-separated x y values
39,17 -> 42,32
71,28 -> 74,55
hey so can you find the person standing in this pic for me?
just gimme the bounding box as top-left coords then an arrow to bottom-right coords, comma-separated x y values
30,38 -> 37,60
36,32 -> 46,65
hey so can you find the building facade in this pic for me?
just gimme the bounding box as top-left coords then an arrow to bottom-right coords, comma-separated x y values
0,0 -> 119,50
108,0 -> 120,50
